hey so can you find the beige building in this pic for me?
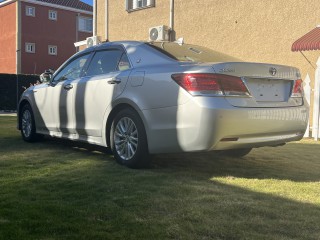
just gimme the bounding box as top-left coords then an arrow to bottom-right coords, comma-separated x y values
94,0 -> 320,127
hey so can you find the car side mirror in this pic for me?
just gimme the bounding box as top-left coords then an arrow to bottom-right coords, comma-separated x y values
39,69 -> 54,83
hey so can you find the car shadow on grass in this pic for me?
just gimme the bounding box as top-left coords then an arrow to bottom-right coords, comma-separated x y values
29,136 -> 320,182
151,142 -> 320,182
36,136 -> 112,155
3,120 -> 319,183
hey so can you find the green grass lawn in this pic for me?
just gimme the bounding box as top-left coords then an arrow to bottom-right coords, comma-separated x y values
0,116 -> 320,240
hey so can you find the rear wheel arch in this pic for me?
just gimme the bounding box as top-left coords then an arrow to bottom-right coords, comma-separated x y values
106,104 -> 150,168
106,103 -> 147,147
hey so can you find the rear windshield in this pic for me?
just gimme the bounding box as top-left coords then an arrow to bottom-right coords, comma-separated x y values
146,42 -> 241,63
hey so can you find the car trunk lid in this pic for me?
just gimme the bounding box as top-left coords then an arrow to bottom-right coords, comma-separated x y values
212,62 -> 303,108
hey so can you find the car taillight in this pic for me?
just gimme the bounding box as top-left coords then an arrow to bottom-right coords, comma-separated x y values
171,73 -> 250,97
291,79 -> 303,98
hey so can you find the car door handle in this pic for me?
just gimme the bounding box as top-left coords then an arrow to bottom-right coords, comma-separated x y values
63,84 -> 73,90
107,78 -> 121,84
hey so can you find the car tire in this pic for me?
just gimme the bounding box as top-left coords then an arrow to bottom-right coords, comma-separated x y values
110,108 -> 150,168
224,148 -> 252,158
20,104 -> 41,142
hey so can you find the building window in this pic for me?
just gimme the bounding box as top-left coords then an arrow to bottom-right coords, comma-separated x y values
78,17 -> 93,32
48,45 -> 57,55
126,0 -> 155,12
49,10 -> 57,20
25,43 -> 35,53
26,6 -> 35,17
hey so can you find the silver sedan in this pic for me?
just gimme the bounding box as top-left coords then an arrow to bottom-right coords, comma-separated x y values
18,41 -> 309,168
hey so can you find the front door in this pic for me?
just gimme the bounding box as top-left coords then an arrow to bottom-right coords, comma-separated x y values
39,53 -> 92,135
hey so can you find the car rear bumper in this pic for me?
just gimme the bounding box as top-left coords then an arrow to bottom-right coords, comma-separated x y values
143,97 -> 309,154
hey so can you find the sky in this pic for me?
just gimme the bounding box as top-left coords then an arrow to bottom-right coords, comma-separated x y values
81,0 -> 93,6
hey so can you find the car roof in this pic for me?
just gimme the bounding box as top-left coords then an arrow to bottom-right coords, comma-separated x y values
72,41 -> 145,58
88,40 -> 144,50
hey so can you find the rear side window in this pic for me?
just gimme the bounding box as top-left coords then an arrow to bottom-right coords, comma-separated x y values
117,53 -> 131,71
86,49 -> 129,76
146,42 -> 241,63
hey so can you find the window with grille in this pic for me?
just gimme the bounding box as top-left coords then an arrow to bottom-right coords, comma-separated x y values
48,45 -> 57,55
25,43 -> 35,53
126,0 -> 155,12
26,6 -> 35,17
49,10 -> 57,20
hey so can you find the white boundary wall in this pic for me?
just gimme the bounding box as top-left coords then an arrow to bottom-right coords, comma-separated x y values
304,74 -> 311,137
312,57 -> 320,140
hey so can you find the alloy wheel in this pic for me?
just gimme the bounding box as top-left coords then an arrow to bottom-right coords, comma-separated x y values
22,109 -> 32,138
114,117 -> 139,161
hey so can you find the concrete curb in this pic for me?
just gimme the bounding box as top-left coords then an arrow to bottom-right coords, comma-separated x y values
0,111 -> 17,116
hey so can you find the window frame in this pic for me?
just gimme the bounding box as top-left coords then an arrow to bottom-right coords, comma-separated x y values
48,10 -> 57,20
126,0 -> 155,12
48,45 -> 58,56
78,16 -> 93,33
25,43 -> 35,53
26,6 -> 35,17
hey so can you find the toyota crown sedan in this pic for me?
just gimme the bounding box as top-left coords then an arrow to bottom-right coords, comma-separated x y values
18,41 -> 309,168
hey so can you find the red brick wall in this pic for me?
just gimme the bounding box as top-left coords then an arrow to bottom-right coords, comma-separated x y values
20,2 -> 92,74
0,2 -> 17,74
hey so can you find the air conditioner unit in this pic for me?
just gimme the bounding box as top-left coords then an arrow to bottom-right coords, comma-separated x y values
86,36 -> 101,48
149,25 -> 169,41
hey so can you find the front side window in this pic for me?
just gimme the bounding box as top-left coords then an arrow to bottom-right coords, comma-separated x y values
86,49 -> 127,76
78,17 -> 93,32
48,45 -> 57,55
26,6 -> 35,17
126,0 -> 155,12
53,54 -> 91,82
49,10 -> 57,20
25,43 -> 35,53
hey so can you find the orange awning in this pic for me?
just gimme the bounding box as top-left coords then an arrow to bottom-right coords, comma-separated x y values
292,26 -> 320,52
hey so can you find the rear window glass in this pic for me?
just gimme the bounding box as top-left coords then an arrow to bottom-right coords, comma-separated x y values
146,42 -> 241,63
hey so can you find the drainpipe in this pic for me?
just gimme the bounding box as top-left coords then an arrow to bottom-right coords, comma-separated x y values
169,0 -> 174,41
76,13 -> 80,52
105,0 -> 108,41
16,0 -> 21,74
16,0 -> 21,111
93,0 -> 97,36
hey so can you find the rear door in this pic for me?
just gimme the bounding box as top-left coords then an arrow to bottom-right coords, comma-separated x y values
72,46 -> 131,137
